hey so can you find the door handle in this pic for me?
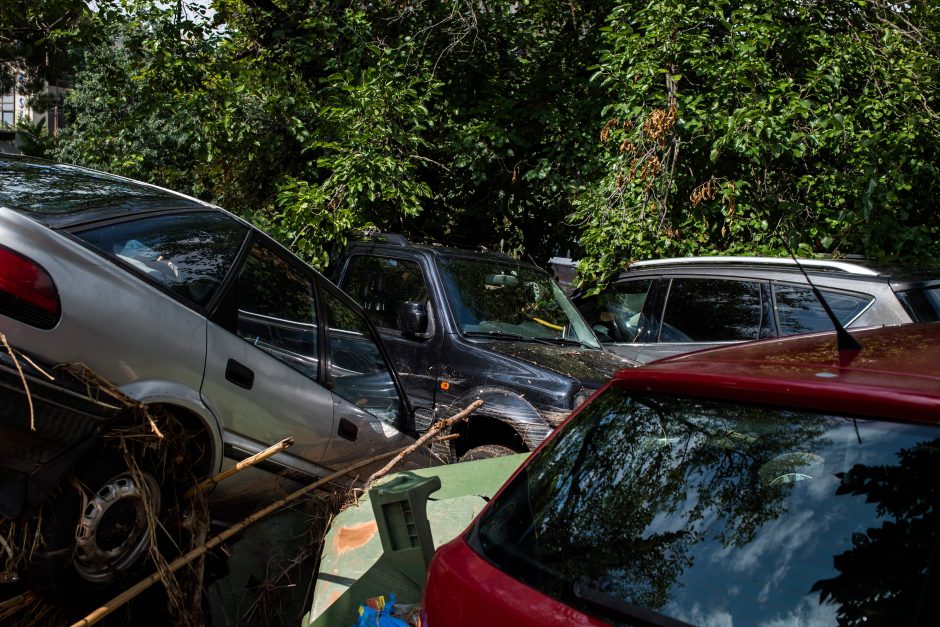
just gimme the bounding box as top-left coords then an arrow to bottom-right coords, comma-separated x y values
225,359 -> 255,390
338,418 -> 358,442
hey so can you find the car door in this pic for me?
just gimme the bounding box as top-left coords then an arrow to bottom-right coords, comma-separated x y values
201,236 -> 337,501
317,284 -> 423,470
338,253 -> 443,414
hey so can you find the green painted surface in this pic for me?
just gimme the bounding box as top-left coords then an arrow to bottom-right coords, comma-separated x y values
302,454 -> 526,626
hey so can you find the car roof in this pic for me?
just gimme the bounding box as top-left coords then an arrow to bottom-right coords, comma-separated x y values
627,255 -> 885,276
604,255 -> 940,285
611,322 -> 940,424
0,155 -> 209,228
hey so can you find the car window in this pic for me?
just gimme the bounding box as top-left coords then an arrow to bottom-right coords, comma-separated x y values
661,278 -> 767,342
472,388 -> 940,626
236,242 -> 318,380
437,256 -> 600,348
341,255 -> 429,332
322,290 -> 402,426
73,211 -> 248,306
896,285 -> 940,322
774,284 -> 873,334
575,279 -> 653,343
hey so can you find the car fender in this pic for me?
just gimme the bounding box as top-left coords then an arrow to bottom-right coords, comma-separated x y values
117,379 -> 224,475
445,386 -> 552,450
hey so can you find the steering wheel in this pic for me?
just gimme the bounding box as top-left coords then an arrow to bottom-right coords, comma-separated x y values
758,452 -> 825,487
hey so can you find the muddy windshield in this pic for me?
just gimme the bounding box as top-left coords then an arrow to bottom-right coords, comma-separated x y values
436,256 -> 600,349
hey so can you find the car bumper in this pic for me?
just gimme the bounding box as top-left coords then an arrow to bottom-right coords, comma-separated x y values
0,346 -> 121,520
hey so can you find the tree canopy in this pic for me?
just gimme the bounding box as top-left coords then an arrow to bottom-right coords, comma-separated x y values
0,0 -> 94,91
12,0 -> 939,282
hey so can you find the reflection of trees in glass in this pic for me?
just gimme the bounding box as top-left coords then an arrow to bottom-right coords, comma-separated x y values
437,256 -> 573,337
321,290 -> 401,424
323,290 -> 369,337
774,284 -> 823,335
76,212 -> 248,305
239,244 -> 316,324
477,390 -> 849,622
529,394 -> 834,610
811,438 -> 940,627
0,158 -> 183,215
774,284 -> 871,336
662,279 -> 764,341
235,243 -> 319,379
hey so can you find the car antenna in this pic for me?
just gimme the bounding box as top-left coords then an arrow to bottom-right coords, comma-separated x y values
784,241 -> 863,356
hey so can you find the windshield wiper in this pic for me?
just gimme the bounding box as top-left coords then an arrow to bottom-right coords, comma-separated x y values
573,577 -> 694,627
463,330 -> 554,345
537,337 -> 589,348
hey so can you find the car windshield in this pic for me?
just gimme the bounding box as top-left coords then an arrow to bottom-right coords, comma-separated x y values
471,388 -> 940,626
436,256 -> 600,349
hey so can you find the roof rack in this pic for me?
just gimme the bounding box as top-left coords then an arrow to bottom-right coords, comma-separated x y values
627,256 -> 881,276
354,231 -> 410,246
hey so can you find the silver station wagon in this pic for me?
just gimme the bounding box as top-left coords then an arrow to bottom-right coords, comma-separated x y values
0,155 -> 424,599
572,256 -> 940,363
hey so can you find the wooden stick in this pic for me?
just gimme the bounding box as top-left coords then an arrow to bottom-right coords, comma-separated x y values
70,446 -> 410,627
1,332 -> 34,431
0,592 -> 36,621
365,399 -> 483,487
184,437 -> 294,499
16,352 -> 55,380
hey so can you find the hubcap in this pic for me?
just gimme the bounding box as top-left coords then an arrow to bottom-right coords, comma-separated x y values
73,471 -> 160,583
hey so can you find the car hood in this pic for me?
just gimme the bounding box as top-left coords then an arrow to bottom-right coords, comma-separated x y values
485,342 -> 635,384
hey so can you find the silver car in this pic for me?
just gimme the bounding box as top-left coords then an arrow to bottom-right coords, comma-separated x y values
0,155 -> 423,599
572,256 -> 940,363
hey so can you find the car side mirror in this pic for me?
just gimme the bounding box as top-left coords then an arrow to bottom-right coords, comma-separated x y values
399,301 -> 429,336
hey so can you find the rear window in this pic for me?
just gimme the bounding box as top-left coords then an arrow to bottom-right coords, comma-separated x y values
74,212 -> 248,306
774,284 -> 873,334
0,158 -> 203,227
897,286 -> 940,322
471,388 -> 940,625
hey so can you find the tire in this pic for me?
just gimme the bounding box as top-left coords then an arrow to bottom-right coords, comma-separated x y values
459,444 -> 517,462
27,452 -> 161,603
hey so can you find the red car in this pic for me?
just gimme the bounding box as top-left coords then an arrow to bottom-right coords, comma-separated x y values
423,323 -> 940,626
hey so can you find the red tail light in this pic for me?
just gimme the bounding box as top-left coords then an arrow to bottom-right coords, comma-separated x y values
0,245 -> 61,328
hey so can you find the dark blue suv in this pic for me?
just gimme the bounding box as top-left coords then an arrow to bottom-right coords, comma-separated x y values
333,236 -> 634,460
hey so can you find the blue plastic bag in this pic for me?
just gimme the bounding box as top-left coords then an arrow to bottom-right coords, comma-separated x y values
353,593 -> 409,627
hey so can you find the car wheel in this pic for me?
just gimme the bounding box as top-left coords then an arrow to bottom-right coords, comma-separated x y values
459,444 -> 517,462
27,452 -> 161,602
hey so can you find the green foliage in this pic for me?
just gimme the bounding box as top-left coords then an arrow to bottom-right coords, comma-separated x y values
396,1 -> 617,262
55,1 -> 441,267
0,0 -> 94,91
55,1 -> 219,194
574,0 -> 940,285
12,116 -> 55,157
39,0 -> 940,279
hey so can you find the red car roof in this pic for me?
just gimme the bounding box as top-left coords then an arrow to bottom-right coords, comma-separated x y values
611,322 -> 940,424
